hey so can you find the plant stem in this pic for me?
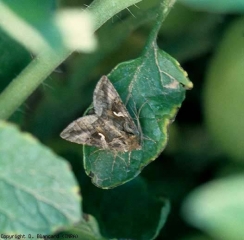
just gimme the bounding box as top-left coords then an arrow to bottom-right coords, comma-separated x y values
0,0 -> 141,120
143,0 -> 176,54
88,0 -> 141,30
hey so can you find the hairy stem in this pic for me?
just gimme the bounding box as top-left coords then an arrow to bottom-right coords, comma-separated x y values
0,0 -> 141,119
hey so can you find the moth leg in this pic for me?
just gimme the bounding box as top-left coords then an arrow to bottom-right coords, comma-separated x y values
127,99 -> 145,142
129,99 -> 157,147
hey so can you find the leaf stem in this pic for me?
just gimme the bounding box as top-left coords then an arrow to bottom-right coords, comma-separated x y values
144,0 -> 176,53
0,0 -> 141,120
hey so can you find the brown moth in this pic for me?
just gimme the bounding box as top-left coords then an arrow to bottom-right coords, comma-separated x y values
60,75 -> 141,152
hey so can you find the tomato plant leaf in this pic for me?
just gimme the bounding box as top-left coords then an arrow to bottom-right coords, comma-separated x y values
0,121 -> 81,234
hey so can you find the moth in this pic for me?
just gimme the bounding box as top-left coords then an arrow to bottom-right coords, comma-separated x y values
60,75 -> 141,152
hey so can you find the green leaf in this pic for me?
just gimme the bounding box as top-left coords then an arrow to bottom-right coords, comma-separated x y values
82,177 -> 170,240
182,174 -> 244,240
0,0 -> 96,53
27,3 -> 160,142
180,0 -> 244,13
83,2 -> 192,189
0,0 -> 141,120
204,17 -> 244,161
0,121 -> 81,234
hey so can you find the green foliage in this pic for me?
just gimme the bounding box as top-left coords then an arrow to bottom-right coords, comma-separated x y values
27,3 -> 162,141
204,17 -> 244,161
82,176 -> 170,240
0,0 -> 96,53
1,0 -> 244,239
84,29 -> 191,188
183,175 -> 244,240
0,121 -> 81,234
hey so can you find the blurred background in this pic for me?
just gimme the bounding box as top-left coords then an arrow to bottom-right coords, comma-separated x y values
1,0 -> 244,239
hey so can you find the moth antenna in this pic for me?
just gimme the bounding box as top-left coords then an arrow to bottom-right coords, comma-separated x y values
129,99 -> 157,147
141,134 -> 157,144
129,98 -> 148,126
138,100 -> 158,145
126,99 -> 140,131
138,99 -> 149,116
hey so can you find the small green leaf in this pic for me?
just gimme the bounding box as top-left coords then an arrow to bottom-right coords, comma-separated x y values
0,121 -> 81,234
182,175 -> 244,240
83,3 -> 192,188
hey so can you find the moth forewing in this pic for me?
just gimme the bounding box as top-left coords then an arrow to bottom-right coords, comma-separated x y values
95,76 -> 139,136
60,115 -> 102,147
60,75 -> 141,152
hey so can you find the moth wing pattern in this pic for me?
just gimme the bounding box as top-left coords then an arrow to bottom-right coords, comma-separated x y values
60,115 -> 103,148
93,76 -> 139,136
60,75 -> 141,152
93,75 -> 131,119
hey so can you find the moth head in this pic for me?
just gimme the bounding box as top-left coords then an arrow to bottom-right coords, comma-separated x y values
124,121 -> 140,136
127,134 -> 141,151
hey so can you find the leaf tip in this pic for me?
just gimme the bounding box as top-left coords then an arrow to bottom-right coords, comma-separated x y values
185,80 -> 194,90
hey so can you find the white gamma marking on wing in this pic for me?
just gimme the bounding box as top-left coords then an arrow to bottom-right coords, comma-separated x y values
98,133 -> 106,141
113,111 -> 124,117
